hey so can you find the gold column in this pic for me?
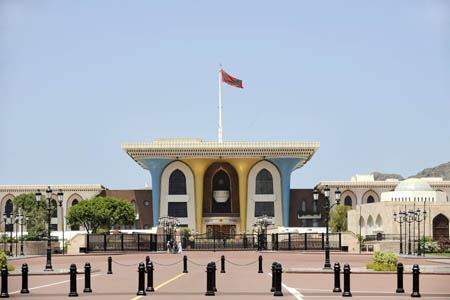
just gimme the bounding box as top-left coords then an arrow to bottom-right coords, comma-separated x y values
181,158 -> 215,233
227,158 -> 261,232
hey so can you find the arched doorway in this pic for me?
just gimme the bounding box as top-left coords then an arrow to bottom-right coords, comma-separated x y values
433,214 -> 449,240
212,170 -> 231,213
203,162 -> 240,235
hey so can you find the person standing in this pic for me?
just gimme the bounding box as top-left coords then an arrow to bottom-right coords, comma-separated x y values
177,240 -> 182,254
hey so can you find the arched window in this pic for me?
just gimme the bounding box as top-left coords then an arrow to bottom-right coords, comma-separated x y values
367,216 -> 374,235
312,200 -> 318,213
51,199 -> 58,231
376,215 -> 383,230
367,196 -> 375,203
5,200 -> 13,232
344,196 -> 352,207
301,200 -> 307,212
71,199 -> 79,230
169,169 -> 187,195
255,169 -> 273,194
51,199 -> 58,218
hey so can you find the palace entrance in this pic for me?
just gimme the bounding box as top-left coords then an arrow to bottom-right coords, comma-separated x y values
202,162 -> 240,218
206,225 -> 236,237
433,214 -> 449,240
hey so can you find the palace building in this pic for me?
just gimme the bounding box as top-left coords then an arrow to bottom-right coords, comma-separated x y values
122,138 -> 320,234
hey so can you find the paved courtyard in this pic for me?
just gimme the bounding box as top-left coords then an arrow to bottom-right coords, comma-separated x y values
4,251 -> 450,299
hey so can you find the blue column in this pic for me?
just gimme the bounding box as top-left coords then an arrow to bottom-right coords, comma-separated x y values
138,158 -> 174,226
268,158 -> 304,227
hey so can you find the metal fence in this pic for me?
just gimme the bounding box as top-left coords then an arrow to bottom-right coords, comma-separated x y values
86,232 -> 342,252
364,233 -> 401,241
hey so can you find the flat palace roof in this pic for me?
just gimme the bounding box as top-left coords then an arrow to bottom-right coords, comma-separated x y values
122,141 -> 320,159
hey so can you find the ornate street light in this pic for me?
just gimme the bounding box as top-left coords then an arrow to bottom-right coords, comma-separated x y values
403,210 -> 415,256
18,208 -> 29,256
255,214 -> 273,251
158,216 -> 180,241
393,211 -> 406,254
315,185 -> 341,270
413,208 -> 426,256
57,190 -> 64,255
36,187 -> 63,271
2,213 -> 14,257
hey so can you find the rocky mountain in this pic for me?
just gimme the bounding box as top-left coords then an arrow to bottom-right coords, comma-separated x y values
371,172 -> 403,181
413,161 -> 450,180
372,161 -> 450,181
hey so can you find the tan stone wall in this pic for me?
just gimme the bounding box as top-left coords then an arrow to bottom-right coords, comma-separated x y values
67,233 -> 86,255
340,231 -> 360,253
348,202 -> 450,238
2,241 -> 59,256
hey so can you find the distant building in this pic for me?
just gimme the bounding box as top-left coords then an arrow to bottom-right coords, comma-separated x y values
318,176 -> 450,240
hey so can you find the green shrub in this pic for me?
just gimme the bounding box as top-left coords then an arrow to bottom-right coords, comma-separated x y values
420,237 -> 440,253
0,249 -> 7,267
366,251 -> 398,271
366,262 -> 397,271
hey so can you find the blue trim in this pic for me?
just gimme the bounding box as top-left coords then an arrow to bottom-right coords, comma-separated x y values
137,158 -> 174,226
268,158 -> 305,227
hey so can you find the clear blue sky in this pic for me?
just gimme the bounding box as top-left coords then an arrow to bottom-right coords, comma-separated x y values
1,1 -> 449,189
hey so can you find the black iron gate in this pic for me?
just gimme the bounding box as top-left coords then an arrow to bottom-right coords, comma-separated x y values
86,232 -> 342,252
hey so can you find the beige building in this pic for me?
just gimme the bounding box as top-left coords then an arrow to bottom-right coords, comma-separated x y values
0,185 -> 105,233
335,178 -> 450,241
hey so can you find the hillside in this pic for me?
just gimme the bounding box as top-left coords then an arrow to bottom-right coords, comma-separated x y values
372,161 -> 450,181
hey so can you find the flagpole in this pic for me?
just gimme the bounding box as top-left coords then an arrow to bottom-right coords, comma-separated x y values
218,66 -> 223,143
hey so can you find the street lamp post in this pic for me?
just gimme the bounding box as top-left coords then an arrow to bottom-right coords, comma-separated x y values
18,208 -> 27,256
404,210 -> 415,256
36,187 -> 63,271
314,185 -> 341,270
255,215 -> 273,251
158,216 -> 180,246
1,214 -> 7,253
5,214 -> 14,257
57,190 -> 64,255
414,208 -> 426,256
393,211 -> 405,254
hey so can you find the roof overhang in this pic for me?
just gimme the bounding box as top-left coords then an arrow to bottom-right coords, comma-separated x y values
122,140 -> 320,170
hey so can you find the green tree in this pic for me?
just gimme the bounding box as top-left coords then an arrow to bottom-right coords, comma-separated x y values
66,197 -> 136,233
12,193 -> 50,237
329,204 -> 351,232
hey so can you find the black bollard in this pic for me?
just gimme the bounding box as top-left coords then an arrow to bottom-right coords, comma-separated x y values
183,255 -> 188,273
411,264 -> 421,298
68,264 -> 78,297
396,263 -> 404,293
274,263 -> 283,296
145,256 -> 150,267
107,256 -> 112,274
205,262 -> 215,296
221,255 -> 226,273
212,262 -> 217,292
1,264 -> 9,298
83,262 -> 92,293
258,255 -> 263,273
21,263 -> 29,294
146,261 -> 155,292
342,264 -> 352,297
137,263 -> 146,296
270,262 -> 277,292
333,262 -> 341,293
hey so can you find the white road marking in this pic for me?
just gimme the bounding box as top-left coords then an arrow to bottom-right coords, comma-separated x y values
10,273 -> 103,295
269,273 -> 304,300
